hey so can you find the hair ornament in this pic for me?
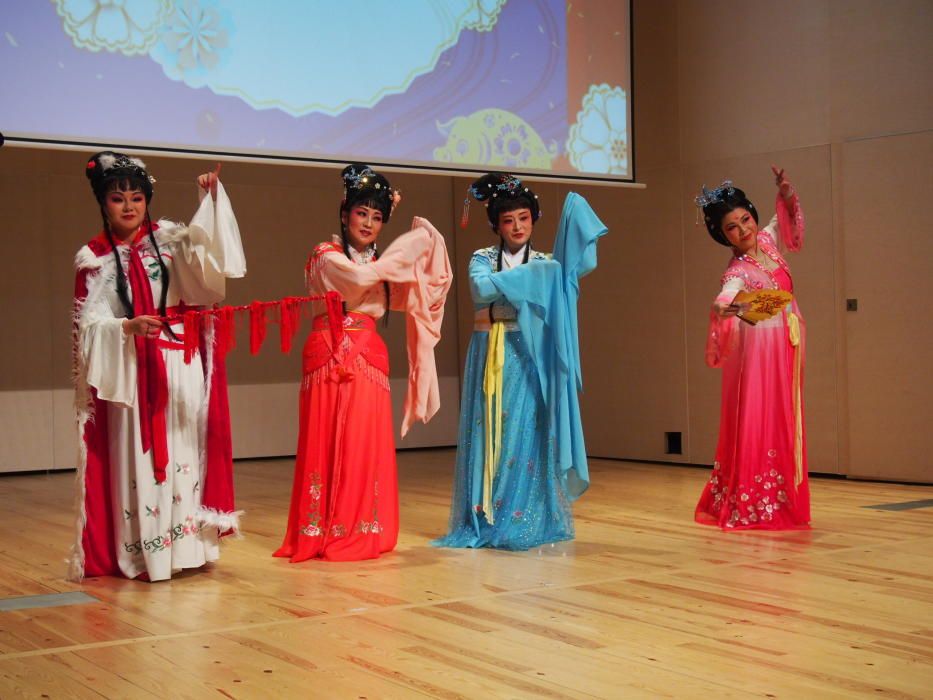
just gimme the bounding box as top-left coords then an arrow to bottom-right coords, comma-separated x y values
341,163 -> 378,196
695,180 -> 735,208
339,162 -> 395,223
463,172 -> 541,230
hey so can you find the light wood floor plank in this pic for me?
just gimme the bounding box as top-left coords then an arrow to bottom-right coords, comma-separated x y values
0,452 -> 930,698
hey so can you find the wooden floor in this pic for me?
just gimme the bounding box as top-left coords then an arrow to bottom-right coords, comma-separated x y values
0,451 -> 931,699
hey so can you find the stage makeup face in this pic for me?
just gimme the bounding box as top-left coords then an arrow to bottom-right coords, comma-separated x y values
104,186 -> 147,240
721,207 -> 758,255
497,206 -> 534,253
342,204 -> 385,252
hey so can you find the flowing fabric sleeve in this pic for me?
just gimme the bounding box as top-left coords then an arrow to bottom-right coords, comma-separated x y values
74,251 -> 137,406
316,225 -> 436,300
166,182 -> 247,305
705,277 -> 743,368
552,192 -> 608,390
488,261 -> 589,498
375,218 -> 452,436
761,192 -> 804,253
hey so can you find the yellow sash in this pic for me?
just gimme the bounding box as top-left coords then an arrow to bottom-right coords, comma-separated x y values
787,311 -> 804,488
482,321 -> 506,523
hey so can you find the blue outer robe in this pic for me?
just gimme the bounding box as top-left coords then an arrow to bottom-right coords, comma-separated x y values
433,193 -> 607,550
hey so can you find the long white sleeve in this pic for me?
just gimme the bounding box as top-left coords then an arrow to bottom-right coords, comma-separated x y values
77,270 -> 137,407
166,182 -> 246,305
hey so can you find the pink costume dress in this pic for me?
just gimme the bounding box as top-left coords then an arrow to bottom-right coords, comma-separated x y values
274,217 -> 451,562
696,194 -> 811,530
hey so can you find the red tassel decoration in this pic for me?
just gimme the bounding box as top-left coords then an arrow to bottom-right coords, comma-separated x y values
183,310 -> 200,364
459,197 -> 470,229
279,296 -> 302,353
249,301 -> 267,355
325,291 -> 344,348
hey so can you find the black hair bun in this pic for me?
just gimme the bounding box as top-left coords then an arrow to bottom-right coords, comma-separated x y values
468,172 -> 541,227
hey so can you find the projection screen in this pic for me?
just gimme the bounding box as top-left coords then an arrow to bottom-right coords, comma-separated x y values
1,0 -> 633,183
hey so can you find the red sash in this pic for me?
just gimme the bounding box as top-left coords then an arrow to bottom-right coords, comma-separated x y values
126,244 -> 170,482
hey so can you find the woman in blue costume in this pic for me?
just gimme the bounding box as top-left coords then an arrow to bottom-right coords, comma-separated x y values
433,173 -> 607,550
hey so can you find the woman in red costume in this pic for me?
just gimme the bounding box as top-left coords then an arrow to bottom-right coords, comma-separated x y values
70,152 -> 246,581
275,164 -> 451,562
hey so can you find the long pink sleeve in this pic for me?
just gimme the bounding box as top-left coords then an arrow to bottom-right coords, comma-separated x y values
317,252 -> 382,298
377,217 -> 452,436
706,310 -> 738,368
775,192 -> 804,252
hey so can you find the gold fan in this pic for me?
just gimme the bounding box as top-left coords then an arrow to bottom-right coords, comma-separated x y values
733,289 -> 793,324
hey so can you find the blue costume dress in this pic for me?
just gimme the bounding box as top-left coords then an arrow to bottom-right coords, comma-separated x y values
433,193 -> 607,550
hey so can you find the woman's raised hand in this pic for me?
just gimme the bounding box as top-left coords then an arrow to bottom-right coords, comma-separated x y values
771,165 -> 795,202
197,162 -> 222,199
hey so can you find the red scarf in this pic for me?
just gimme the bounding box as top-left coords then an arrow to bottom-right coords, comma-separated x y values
100,225 -> 170,482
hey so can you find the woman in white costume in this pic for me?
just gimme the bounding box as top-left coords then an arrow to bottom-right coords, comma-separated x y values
70,151 -> 245,581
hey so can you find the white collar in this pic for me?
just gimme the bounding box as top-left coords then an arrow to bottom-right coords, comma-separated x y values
501,244 -> 528,270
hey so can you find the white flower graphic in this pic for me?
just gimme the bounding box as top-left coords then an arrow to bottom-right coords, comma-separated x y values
151,0 -> 231,82
54,0 -> 171,55
566,84 -> 630,175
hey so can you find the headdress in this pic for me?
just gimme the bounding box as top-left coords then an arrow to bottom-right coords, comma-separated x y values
340,163 -> 398,222
694,179 -> 758,246
461,172 -> 540,230
85,150 -> 156,202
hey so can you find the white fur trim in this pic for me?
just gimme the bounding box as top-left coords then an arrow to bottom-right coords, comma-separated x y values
74,245 -> 102,271
66,407 -> 90,582
66,285 -> 96,582
195,506 -> 244,536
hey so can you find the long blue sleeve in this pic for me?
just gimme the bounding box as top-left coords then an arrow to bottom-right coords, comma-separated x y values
468,252 -> 501,304
484,193 -> 607,500
553,192 -> 609,390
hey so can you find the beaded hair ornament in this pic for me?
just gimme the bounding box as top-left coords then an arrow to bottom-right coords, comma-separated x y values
86,153 -> 157,185
694,180 -> 735,209
341,163 -> 400,219
460,172 -> 541,229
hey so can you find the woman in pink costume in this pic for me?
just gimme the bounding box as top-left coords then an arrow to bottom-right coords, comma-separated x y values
695,167 -> 810,530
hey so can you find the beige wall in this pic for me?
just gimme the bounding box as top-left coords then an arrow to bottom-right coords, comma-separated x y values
596,0 -> 931,481
1,0 -> 931,482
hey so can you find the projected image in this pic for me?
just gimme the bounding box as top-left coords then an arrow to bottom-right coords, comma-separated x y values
1,0 -> 632,180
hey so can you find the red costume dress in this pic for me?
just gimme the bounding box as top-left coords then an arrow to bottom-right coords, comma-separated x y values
274,218 -> 451,562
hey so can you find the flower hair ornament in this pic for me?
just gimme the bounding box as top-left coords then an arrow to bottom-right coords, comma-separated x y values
461,172 -> 541,230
